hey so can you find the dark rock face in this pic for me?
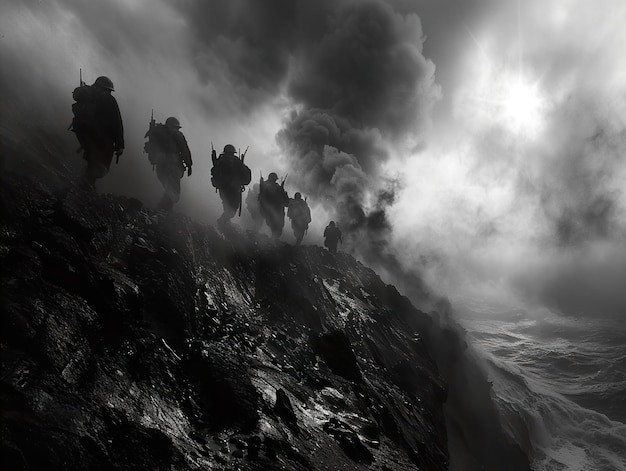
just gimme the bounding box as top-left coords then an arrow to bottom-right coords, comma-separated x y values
0,134 -> 529,470
311,330 -> 362,382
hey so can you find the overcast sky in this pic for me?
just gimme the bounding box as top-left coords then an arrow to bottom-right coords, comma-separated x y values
2,0 -> 625,315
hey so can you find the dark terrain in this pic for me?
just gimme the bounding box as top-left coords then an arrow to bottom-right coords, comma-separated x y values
0,132 -> 530,470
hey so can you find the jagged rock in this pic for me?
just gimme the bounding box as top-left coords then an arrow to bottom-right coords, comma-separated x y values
311,330 -> 362,382
323,417 -> 374,464
273,388 -> 297,427
0,142 -> 531,471
182,340 -> 260,432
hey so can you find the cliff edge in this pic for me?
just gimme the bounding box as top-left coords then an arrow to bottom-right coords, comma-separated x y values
0,132 -> 529,470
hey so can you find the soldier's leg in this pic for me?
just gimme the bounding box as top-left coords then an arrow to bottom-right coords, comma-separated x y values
80,142 -> 97,190
83,138 -> 114,185
156,165 -> 172,210
165,164 -> 183,203
294,226 -> 304,245
157,163 -> 183,210
87,139 -> 113,179
275,211 -> 286,237
218,190 -> 238,223
268,209 -> 283,238
218,203 -> 237,225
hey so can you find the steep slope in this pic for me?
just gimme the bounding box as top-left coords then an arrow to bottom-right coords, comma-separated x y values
0,133 -> 529,470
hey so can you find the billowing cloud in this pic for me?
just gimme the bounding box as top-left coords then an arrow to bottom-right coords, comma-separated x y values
388,0 -> 626,316
3,0 -> 625,317
277,0 -> 441,274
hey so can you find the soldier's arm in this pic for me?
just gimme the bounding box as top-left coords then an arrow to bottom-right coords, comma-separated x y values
109,96 -> 125,152
175,132 -> 193,167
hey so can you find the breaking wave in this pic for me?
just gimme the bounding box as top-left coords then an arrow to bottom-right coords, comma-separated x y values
459,300 -> 626,471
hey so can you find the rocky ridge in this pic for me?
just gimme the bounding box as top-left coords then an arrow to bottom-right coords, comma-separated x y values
0,134 -> 530,470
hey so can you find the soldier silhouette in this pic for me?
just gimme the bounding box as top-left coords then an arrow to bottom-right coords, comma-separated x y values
287,192 -> 311,245
245,183 -> 264,232
211,144 -> 252,228
69,75 -> 124,190
323,221 -> 342,254
258,172 -> 289,238
144,116 -> 193,211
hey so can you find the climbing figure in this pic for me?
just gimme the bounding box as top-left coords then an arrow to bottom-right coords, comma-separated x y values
210,144 -> 252,228
323,221 -> 342,254
69,74 -> 124,190
258,172 -> 289,238
245,183 -> 264,232
287,192 -> 311,245
144,116 -> 193,211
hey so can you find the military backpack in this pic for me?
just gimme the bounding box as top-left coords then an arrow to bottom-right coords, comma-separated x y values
144,124 -> 176,164
70,85 -> 99,136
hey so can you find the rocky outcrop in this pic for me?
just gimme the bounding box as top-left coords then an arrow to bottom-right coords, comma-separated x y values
0,133 -> 529,470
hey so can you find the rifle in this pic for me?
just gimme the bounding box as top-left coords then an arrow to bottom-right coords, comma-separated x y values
281,174 -> 288,188
211,142 -> 217,166
145,109 -> 156,171
238,146 -> 250,217
68,69 -> 86,132
144,109 -> 155,139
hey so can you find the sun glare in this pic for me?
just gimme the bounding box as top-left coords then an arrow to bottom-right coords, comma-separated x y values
501,75 -> 547,137
455,54 -> 550,141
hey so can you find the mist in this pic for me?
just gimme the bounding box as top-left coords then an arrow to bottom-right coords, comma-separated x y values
388,1 -> 626,317
2,0 -> 625,318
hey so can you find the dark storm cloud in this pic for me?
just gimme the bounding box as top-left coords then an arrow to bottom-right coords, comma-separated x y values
288,0 -> 438,135
278,109 -> 386,182
181,0 -> 298,107
278,0 -> 439,237
271,0 -> 442,292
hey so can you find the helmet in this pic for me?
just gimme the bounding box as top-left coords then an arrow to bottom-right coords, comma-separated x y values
93,76 -> 114,91
268,172 -> 278,182
294,192 -> 302,199
329,221 -> 335,227
165,117 -> 181,129
223,144 -> 236,154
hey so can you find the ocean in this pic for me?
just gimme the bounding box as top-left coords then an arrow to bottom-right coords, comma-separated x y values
456,297 -> 626,471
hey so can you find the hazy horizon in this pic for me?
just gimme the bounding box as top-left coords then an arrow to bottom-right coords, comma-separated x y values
2,0 -> 625,318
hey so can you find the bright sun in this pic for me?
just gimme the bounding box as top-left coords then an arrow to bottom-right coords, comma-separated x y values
500,75 -> 548,137
455,59 -> 550,141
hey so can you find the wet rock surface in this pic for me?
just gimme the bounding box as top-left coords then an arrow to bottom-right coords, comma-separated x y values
1,137 -> 529,470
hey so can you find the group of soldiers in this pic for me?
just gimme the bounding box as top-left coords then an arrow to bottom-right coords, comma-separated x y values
69,75 -> 343,252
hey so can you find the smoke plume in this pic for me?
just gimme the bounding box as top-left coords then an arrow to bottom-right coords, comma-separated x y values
277,0 -> 441,286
